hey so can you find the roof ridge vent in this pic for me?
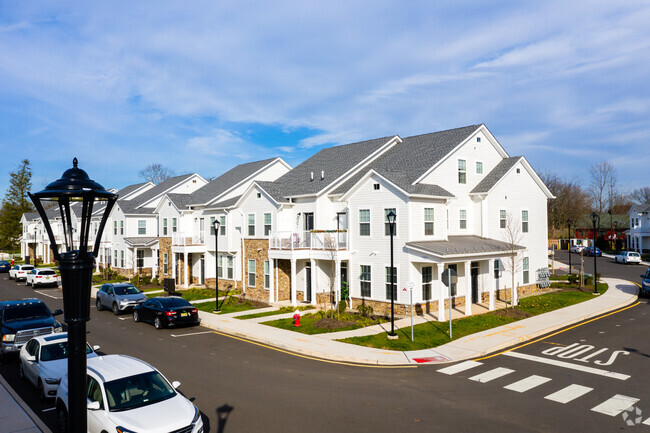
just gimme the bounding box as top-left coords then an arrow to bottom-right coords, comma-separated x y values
321,170 -> 324,179
310,172 -> 314,181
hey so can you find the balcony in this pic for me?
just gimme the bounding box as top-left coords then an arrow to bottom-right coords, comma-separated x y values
270,230 -> 348,251
172,231 -> 205,246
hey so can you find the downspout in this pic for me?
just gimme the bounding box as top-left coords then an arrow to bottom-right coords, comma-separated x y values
238,209 -> 246,295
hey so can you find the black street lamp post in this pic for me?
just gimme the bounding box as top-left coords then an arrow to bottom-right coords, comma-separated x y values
213,218 -> 222,313
591,212 -> 599,295
387,211 -> 397,339
29,159 -> 117,433
33,227 -> 37,264
614,221 -> 619,251
566,219 -> 572,275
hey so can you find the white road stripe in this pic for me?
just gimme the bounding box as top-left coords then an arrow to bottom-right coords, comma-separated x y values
469,367 -> 515,383
591,394 -> 639,417
504,375 -> 551,393
503,351 -> 630,380
545,384 -> 593,403
35,290 -> 62,299
643,417 -> 650,426
437,361 -> 483,375
171,331 -> 213,338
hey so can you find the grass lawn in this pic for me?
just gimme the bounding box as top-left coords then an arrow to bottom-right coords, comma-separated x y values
263,312 -> 388,335
195,296 -> 267,314
236,305 -> 313,320
341,283 -> 608,351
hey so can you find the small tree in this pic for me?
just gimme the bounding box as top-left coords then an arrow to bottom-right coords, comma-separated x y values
0,159 -> 34,250
501,213 -> 524,307
139,163 -> 176,184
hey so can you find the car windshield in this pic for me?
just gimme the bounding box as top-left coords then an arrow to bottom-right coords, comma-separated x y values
114,286 -> 140,295
2,304 -> 51,321
40,342 -> 94,361
159,298 -> 191,308
104,371 -> 176,412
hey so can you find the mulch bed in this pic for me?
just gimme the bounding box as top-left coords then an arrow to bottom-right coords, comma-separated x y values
492,308 -> 531,319
313,317 -> 356,329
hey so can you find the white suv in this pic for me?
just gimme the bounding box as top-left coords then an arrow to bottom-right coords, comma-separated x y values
9,264 -> 35,282
55,354 -> 203,433
25,268 -> 59,288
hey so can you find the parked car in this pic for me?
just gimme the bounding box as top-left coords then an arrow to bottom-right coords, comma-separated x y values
641,268 -> 650,297
19,333 -> 100,399
615,251 -> 641,264
9,264 -> 35,281
25,268 -> 58,288
570,244 -> 585,254
55,354 -> 203,433
0,260 -> 10,273
95,283 -> 147,315
133,297 -> 200,330
0,299 -> 63,361
583,247 -> 602,257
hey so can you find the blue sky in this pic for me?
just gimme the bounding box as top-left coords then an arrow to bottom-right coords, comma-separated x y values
1,1 -> 649,196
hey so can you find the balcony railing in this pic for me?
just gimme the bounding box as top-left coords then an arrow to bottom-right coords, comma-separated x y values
270,230 -> 348,251
172,232 -> 205,246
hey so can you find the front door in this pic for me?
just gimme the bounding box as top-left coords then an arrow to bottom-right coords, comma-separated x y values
471,262 -> 480,303
200,255 -> 205,285
304,213 -> 314,231
306,262 -> 312,302
336,212 -> 348,247
340,261 -> 348,299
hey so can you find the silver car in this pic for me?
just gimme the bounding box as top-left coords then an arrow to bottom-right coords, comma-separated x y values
95,283 -> 147,315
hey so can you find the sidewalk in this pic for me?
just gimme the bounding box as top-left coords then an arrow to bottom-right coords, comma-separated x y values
0,374 -> 52,433
195,276 -> 639,366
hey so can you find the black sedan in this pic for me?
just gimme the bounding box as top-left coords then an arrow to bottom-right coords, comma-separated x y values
132,296 -> 200,330
0,261 -> 10,273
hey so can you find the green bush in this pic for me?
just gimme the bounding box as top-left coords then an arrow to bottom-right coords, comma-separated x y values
131,274 -> 140,287
338,300 -> 347,314
356,304 -> 373,317
567,274 -> 578,285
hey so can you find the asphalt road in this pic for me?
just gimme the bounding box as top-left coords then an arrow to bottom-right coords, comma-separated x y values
0,254 -> 647,432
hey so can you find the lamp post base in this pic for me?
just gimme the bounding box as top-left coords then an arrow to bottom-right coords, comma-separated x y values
213,310 -> 221,314
387,332 -> 399,340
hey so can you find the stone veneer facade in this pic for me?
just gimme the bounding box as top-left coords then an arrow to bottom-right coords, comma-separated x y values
158,237 -> 173,279
243,239 -> 271,301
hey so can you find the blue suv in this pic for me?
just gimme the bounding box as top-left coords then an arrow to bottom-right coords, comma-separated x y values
641,269 -> 650,297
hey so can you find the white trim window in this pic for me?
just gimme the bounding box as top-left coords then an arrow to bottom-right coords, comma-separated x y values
120,221 -> 124,235
210,217 -> 216,235
523,257 -> 530,284
136,250 -> 144,268
359,209 -> 370,236
163,218 -> 168,236
360,265 -> 371,298
458,159 -> 467,184
385,266 -> 397,301
138,220 -> 146,235
264,213 -> 272,236
476,161 -> 483,174
114,250 -> 117,267
120,250 -> 124,268
163,253 -> 168,274
422,266 -> 432,301
248,259 -> 256,287
264,260 -> 270,289
522,210 -> 529,233
113,221 -> 117,235
384,208 -> 396,236
459,210 -> 467,230
219,216 -> 226,235
248,214 -> 255,237
172,218 -> 177,233
499,210 -> 506,229
217,254 -> 223,278
226,256 -> 234,279
424,208 -> 434,236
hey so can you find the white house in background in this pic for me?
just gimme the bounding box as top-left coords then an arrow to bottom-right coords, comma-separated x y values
627,204 -> 650,253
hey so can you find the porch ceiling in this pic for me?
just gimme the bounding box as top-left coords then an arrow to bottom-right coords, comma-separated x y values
406,235 -> 524,259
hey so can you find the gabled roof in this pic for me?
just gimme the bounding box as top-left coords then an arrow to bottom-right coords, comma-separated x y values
166,193 -> 194,210
339,169 -> 454,202
407,235 -> 524,259
333,125 -> 480,196
133,173 -> 200,209
118,182 -> 152,200
210,195 -> 242,209
255,181 -> 291,204
190,158 -> 287,206
630,204 -> 650,214
470,157 -> 521,194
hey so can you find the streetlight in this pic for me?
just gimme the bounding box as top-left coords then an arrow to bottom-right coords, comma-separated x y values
591,212 -> 599,295
213,218 -> 222,313
613,220 -> 619,252
566,219 -> 572,275
386,210 -> 397,339
28,158 -> 117,433
33,227 -> 37,264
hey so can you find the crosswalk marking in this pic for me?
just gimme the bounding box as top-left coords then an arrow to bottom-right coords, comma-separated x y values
503,351 -> 630,380
504,375 -> 551,393
437,361 -> 483,375
591,394 -> 639,416
545,384 -> 593,403
469,367 -> 515,383
643,417 -> 650,426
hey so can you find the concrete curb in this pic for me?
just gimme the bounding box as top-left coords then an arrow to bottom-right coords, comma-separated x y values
0,373 -> 53,433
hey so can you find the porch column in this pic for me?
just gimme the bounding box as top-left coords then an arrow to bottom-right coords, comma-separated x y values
151,248 -> 157,279
172,253 -> 177,280
310,258 -> 317,305
184,251 -> 189,288
334,256 -> 341,303
438,264 -> 445,321
291,258 -> 297,306
488,259 -> 495,311
268,258 -> 275,303
464,261 -> 472,316
133,247 -> 138,275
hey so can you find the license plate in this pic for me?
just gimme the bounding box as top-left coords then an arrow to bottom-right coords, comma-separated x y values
180,312 -> 189,317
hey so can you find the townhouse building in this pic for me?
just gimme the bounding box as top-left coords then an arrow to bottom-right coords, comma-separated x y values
627,204 -> 650,253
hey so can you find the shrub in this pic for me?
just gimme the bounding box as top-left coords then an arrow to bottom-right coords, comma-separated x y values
141,276 -> 151,286
567,274 -> 578,285
338,300 -> 347,314
314,310 -> 326,320
356,304 -> 373,317
151,277 -> 159,286
131,274 -> 140,287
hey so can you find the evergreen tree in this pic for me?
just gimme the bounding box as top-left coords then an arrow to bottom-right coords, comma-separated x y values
0,159 -> 34,250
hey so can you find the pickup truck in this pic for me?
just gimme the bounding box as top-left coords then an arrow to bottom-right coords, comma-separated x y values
1,299 -> 63,361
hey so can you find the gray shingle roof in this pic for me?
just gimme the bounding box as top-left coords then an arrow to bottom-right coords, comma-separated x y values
118,182 -> 151,199
333,125 -> 481,196
132,173 -> 196,209
470,157 -> 521,194
210,195 -> 242,209
166,193 -> 194,210
255,181 -> 290,203
407,235 -> 524,258
190,158 -> 280,206
124,237 -> 159,247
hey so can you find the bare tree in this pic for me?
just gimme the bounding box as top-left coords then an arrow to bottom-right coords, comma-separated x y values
139,163 -> 176,185
630,187 -> 650,205
541,171 -> 590,237
501,213 -> 524,307
589,161 -> 617,215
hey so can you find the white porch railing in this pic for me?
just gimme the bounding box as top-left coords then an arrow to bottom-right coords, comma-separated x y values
270,230 -> 348,251
172,231 -> 205,246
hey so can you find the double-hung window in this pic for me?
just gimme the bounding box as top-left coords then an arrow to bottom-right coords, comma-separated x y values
359,210 -> 370,236
163,218 -> 168,235
422,266 -> 432,301
458,159 -> 467,184
360,265 -> 371,297
120,251 -> 124,268
163,253 -> 168,274
172,218 -> 177,233
385,267 -> 397,300
120,221 -> 124,235
523,257 -> 530,284
219,216 -> 226,235
264,260 -> 270,289
114,250 -> 117,267
264,213 -> 272,236
136,250 -> 144,268
226,256 -> 234,279
248,214 -> 255,236
499,210 -> 506,229
476,161 -> 483,174
424,208 -> 434,235
138,220 -> 146,235
248,259 -> 256,287
459,210 -> 467,229
113,221 -> 117,235
217,254 -> 223,278
384,208 -> 396,236
522,211 -> 529,233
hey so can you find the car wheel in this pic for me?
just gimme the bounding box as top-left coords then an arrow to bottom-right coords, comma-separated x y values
38,379 -> 46,400
56,404 -> 68,433
18,362 -> 24,379
95,298 -> 103,311
112,303 -> 120,316
25,279 -> 30,286
133,310 -> 140,322
154,317 -> 163,329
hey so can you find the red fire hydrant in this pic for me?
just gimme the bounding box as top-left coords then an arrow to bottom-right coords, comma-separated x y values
292,310 -> 301,327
